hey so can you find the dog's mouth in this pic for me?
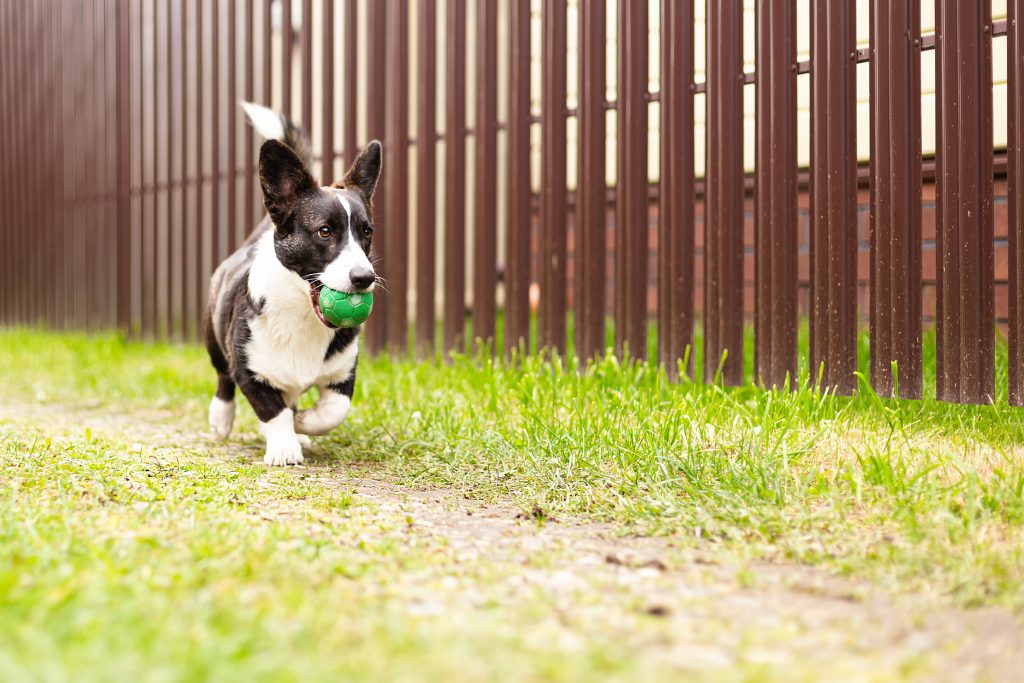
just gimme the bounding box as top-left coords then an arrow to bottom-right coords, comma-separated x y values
308,280 -> 338,329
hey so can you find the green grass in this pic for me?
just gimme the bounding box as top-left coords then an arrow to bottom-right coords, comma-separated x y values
1,326 -> 1023,680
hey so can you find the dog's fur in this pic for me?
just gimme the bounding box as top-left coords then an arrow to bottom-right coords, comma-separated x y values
204,102 -> 382,466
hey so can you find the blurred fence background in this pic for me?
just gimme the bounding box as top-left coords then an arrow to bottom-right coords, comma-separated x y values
0,0 -> 1022,406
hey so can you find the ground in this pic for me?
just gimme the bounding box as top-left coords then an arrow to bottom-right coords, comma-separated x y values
0,329 -> 1022,682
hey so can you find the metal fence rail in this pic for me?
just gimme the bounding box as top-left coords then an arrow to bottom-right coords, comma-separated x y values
0,0 -> 1018,407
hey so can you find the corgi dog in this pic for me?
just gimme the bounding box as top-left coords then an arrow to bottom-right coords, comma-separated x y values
204,102 -> 381,465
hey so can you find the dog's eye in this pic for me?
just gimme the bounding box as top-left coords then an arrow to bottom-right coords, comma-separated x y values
317,226 -> 332,239
361,225 -> 374,238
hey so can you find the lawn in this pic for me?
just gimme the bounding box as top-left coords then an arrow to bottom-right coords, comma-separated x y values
0,327 -> 1022,681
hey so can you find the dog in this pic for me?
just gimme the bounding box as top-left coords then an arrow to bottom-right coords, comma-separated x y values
204,101 -> 382,466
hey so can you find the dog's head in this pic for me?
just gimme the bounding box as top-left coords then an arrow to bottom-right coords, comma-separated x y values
258,139 -> 382,328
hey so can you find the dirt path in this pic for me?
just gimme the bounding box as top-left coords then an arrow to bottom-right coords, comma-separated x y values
3,400 -> 1023,681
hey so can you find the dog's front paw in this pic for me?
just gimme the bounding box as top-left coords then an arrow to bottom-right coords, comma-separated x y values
296,434 -> 312,448
263,438 -> 304,466
208,397 -> 235,439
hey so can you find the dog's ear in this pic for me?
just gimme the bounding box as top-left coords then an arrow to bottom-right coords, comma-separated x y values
259,139 -> 316,229
334,141 -> 382,214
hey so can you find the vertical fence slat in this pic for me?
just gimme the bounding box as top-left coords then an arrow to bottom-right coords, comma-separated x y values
1010,0 -> 1024,405
167,0 -> 180,336
281,0 -> 292,114
754,0 -> 798,388
705,0 -> 744,384
936,0 -> 994,403
443,0 -> 466,354
0,2 -> 7,323
140,0 -> 154,335
385,0 -> 409,352
343,0 -> 358,165
0,2 -> 9,323
227,0 -> 238,252
157,0 -> 170,336
869,0 -> 922,398
472,0 -> 498,348
364,0 -> 388,352
115,0 -> 131,330
211,0 -> 224,277
301,0 -> 312,135
577,0 -> 607,362
84,0 -> 96,328
180,0 -> 192,337
505,0 -> 531,358
243,0 -> 255,234
540,0 -> 567,354
810,0 -> 858,394
415,0 -> 437,356
321,0 -> 334,182
41,0 -> 55,327
615,0 -> 647,359
658,0 -> 695,377
262,0 -> 272,105
26,0 -> 38,325
195,0 -> 206,331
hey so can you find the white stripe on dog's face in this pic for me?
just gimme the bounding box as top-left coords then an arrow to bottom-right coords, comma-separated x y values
319,189 -> 374,293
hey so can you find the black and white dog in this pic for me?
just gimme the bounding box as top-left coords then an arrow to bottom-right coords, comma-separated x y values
204,102 -> 381,466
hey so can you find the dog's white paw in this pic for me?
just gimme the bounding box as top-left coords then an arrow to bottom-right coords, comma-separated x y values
208,397 -> 235,439
263,439 -> 304,466
260,409 -> 304,466
296,434 -> 312,448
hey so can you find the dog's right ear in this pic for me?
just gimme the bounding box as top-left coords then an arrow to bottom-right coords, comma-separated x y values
259,139 -> 316,229
333,141 -> 383,215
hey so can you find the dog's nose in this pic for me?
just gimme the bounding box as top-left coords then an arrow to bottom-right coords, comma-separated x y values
350,267 -> 376,291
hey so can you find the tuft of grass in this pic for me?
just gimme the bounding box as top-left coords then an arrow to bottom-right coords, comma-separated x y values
2,327 -> 1022,610
2,326 -> 1023,680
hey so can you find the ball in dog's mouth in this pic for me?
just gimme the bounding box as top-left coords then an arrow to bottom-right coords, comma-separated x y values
308,281 -> 337,328
311,282 -> 374,328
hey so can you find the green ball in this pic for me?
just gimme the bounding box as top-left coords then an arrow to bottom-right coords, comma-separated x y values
319,287 -> 374,328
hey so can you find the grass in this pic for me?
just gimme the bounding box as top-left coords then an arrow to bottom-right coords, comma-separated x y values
0,326 -> 1023,680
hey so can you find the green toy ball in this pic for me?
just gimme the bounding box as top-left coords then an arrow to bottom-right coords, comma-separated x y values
319,287 -> 374,328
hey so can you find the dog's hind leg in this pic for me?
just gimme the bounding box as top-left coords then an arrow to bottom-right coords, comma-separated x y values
205,312 -> 236,439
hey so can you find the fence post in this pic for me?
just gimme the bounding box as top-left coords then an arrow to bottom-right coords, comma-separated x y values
540,0 -> 568,354
443,0 -> 466,355
472,0 -> 498,349
116,0 -> 132,331
810,0 -> 858,394
615,0 -> 647,360
935,0 -> 994,404
577,0 -> 607,362
343,0 -> 358,167
869,0 -> 923,399
364,0 -> 388,352
754,0 -> 798,389
415,0 -> 437,357
385,0 -> 409,353
505,0 -> 531,359
658,0 -> 695,379
705,0 -> 745,385
1010,0 -> 1024,405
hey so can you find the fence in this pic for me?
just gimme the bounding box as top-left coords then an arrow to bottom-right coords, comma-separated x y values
0,0 -> 1021,407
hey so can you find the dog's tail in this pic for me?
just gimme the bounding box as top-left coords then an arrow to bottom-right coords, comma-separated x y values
240,101 -> 313,169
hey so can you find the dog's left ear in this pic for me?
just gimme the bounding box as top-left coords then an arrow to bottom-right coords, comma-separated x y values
259,139 -> 317,229
334,141 -> 382,214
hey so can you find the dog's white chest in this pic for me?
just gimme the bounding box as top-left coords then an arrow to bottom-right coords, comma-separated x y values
246,309 -> 358,398
244,230 -> 359,401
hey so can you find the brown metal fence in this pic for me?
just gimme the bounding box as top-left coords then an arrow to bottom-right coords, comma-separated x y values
0,1 -> 1019,407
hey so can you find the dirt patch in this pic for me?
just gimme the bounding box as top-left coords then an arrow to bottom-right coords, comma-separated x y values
2,399 -> 1023,681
